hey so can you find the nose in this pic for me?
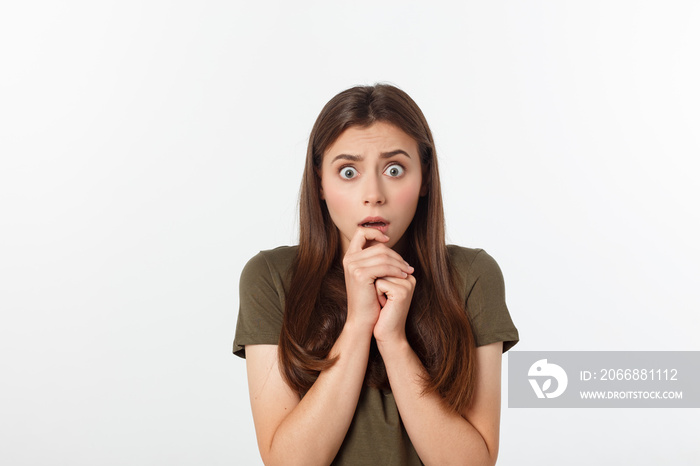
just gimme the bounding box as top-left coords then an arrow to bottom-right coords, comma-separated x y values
363,173 -> 385,205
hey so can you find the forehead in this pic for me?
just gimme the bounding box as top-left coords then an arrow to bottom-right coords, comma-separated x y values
324,122 -> 418,161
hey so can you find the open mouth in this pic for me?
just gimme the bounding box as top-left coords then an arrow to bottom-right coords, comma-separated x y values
359,218 -> 389,234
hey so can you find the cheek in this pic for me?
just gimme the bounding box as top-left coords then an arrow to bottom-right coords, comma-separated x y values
323,187 -> 347,208
394,182 -> 422,207
321,182 -> 350,217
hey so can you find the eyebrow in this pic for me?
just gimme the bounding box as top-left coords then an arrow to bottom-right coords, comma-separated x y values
330,149 -> 411,163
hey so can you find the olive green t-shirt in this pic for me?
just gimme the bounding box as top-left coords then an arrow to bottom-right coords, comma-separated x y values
233,245 -> 519,465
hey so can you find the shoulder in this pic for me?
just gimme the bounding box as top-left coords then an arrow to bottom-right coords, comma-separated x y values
235,246 -> 298,357
447,244 -> 485,266
446,245 -> 508,310
241,246 -> 298,280
446,245 -> 504,283
447,245 -> 519,351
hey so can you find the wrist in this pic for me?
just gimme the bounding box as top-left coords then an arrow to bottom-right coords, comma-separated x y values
375,333 -> 411,359
327,319 -> 374,362
342,316 -> 376,339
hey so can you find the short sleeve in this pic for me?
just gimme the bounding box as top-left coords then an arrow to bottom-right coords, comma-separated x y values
232,250 -> 289,358
453,247 -> 519,353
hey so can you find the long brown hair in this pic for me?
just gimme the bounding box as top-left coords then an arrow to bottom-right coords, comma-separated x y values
278,84 -> 477,412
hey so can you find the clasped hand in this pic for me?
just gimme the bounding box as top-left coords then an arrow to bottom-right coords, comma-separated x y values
342,227 -> 416,346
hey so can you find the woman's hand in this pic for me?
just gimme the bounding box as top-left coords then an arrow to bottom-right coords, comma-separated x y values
373,272 -> 416,346
342,227 -> 414,333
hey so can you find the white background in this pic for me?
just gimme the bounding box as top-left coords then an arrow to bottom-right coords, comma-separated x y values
1,1 -> 699,464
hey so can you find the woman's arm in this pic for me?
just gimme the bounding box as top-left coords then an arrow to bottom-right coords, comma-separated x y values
245,228 -> 414,465
373,253 -> 504,466
245,322 -> 373,466
377,339 -> 503,466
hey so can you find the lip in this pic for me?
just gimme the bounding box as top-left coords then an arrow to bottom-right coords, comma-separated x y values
359,216 -> 390,234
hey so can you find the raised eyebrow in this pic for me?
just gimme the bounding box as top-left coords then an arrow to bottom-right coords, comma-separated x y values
380,149 -> 411,159
330,150 -> 411,164
331,154 -> 362,163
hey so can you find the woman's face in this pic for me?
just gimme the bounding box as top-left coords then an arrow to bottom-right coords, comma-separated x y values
320,121 -> 426,255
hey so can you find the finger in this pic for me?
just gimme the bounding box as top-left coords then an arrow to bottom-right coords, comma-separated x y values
375,277 -> 415,302
377,275 -> 417,286
346,226 -> 389,254
351,264 -> 410,283
375,277 -> 414,293
346,253 -> 413,276
345,243 -> 414,273
376,286 -> 388,307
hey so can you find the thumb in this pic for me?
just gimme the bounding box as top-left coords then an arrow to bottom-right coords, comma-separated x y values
375,282 -> 388,307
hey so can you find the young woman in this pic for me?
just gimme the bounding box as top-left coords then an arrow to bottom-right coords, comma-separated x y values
233,84 -> 519,466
